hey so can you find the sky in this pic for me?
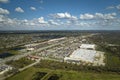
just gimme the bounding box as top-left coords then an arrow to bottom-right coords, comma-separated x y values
0,0 -> 120,30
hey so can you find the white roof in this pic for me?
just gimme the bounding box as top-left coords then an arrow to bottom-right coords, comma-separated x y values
65,49 -> 96,63
48,37 -> 65,42
80,44 -> 95,49
25,43 -> 38,47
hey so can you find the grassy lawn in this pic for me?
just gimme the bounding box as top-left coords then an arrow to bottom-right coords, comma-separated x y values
6,58 -> 35,69
0,45 -> 25,55
8,50 -> 20,55
105,53 -> 120,68
6,67 -> 120,80
0,49 -> 20,55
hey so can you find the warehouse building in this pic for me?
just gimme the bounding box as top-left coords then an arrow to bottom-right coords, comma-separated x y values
64,44 -> 105,66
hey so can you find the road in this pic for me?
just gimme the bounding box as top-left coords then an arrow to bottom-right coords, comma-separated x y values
0,60 -> 40,80
0,37 -> 67,65
19,60 -> 40,71
0,34 -> 96,65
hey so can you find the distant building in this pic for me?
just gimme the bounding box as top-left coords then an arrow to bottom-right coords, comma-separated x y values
80,44 -> 95,50
26,47 -> 34,51
0,65 -> 12,75
25,43 -> 38,51
48,37 -> 65,42
27,55 -> 40,61
81,39 -> 87,43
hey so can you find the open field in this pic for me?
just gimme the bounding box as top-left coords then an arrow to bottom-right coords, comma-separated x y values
5,57 -> 35,69
6,67 -> 120,80
86,32 -> 120,71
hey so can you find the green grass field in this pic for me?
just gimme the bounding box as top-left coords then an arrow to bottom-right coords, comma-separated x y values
6,67 -> 120,80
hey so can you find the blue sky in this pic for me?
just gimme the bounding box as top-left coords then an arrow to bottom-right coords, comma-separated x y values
0,0 -> 120,30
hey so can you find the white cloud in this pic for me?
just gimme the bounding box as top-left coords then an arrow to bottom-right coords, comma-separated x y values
0,8 -> 9,14
106,6 -> 115,9
80,13 -> 116,20
38,17 -> 47,24
106,4 -> 120,10
29,22 -> 35,26
30,7 -> 36,11
75,22 -> 90,26
48,20 -> 59,25
15,7 -> 24,13
23,19 -> 28,23
116,4 -> 120,9
80,13 -> 94,19
0,15 -> 5,22
58,12 -> 71,18
0,14 -> 17,25
0,12 -> 119,30
50,12 -> 77,20
0,0 -> 9,3
95,13 -> 116,19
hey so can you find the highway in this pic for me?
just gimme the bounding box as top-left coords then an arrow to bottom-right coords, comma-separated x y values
0,37 -> 67,65
0,34 -> 96,65
19,60 -> 40,71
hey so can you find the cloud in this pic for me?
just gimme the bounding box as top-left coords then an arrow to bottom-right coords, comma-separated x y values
80,13 -> 116,20
0,15 -> 5,22
116,4 -> 120,9
80,13 -> 94,19
48,20 -> 59,25
106,4 -> 120,10
106,6 -> 115,10
0,0 -> 9,3
15,7 -> 24,13
0,12 -> 119,30
0,8 -> 9,14
50,12 -> 77,20
0,14 -> 17,26
38,17 -> 47,24
75,22 -> 91,27
30,7 -> 36,11
95,13 -> 116,19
